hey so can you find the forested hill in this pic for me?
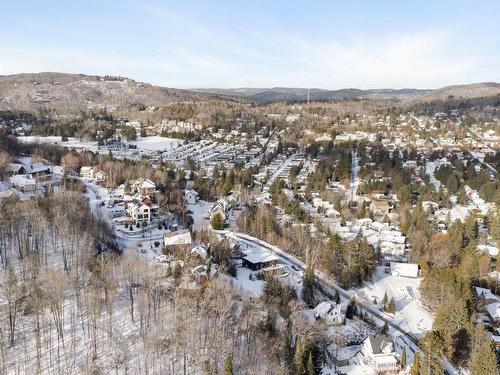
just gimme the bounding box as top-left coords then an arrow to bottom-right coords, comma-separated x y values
0,72 -> 230,115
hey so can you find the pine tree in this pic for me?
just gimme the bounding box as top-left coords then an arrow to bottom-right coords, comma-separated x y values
433,297 -> 471,364
224,355 -> 233,375
283,331 -> 295,372
302,266 -> 315,307
386,297 -> 396,313
211,212 -> 224,230
410,352 -> 419,375
382,292 -> 388,310
401,346 -> 407,369
306,353 -> 315,375
346,298 -> 357,319
420,331 -> 445,375
470,341 -> 499,375
381,321 -> 389,334
294,337 -> 305,375
333,289 -> 340,304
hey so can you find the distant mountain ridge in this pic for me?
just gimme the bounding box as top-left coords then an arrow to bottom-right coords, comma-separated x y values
414,82 -> 500,102
194,87 -> 432,102
0,73 -> 498,114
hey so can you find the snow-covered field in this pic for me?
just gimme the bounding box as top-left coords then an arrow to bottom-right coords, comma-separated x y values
356,267 -> 434,338
18,135 -> 182,153
18,136 -> 100,152
129,136 -> 182,151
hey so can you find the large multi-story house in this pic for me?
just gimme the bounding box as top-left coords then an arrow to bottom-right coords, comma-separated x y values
132,178 -> 157,196
125,196 -> 159,225
361,335 -> 399,373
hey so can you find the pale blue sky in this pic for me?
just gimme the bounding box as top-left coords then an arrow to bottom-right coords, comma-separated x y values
1,0 -> 499,89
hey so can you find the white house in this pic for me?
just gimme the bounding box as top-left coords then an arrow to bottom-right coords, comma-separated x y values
185,189 -> 199,205
125,197 -> 158,225
80,166 -> 96,179
314,301 -> 344,325
132,178 -> 157,196
191,245 -> 208,260
95,170 -> 108,181
361,335 -> 399,372
390,262 -> 419,278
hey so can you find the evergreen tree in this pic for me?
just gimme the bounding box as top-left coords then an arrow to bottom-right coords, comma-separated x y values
470,341 -> 499,375
302,266 -> 315,307
401,346 -> 407,369
381,321 -> 389,334
294,337 -> 306,375
433,297 -> 471,364
282,330 -> 295,372
346,298 -> 357,319
490,209 -> 500,245
420,331 -> 445,375
333,289 -> 340,304
306,353 -> 315,375
382,291 -> 388,310
410,352 -> 419,375
210,212 -> 224,230
224,355 -> 233,375
386,297 -> 396,314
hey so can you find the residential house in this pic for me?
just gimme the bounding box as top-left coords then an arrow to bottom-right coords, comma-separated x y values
241,247 -> 279,271
95,170 -> 108,181
80,166 -> 96,179
185,189 -> 199,205
314,301 -> 344,325
390,262 -> 419,278
190,245 -> 208,260
361,335 -> 399,373
210,198 -> 231,221
370,200 -> 392,217
125,196 -> 159,225
475,287 -> 500,324
132,178 -> 157,196
164,230 -> 192,253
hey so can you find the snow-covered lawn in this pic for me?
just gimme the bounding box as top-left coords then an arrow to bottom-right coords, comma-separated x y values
232,267 -> 266,297
356,267 -> 433,338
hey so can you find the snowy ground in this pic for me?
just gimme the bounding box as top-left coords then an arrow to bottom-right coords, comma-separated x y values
18,135 -> 182,154
186,200 -> 212,231
18,136 -> 100,152
129,136 -> 182,151
232,266 -> 266,297
425,161 -> 441,191
356,266 -> 434,339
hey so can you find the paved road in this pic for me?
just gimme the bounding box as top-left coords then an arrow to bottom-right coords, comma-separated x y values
346,149 -> 360,202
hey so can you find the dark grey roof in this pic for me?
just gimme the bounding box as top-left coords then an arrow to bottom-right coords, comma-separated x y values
367,335 -> 393,354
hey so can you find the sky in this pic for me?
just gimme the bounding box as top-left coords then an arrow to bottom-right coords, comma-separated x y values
1,0 -> 499,89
